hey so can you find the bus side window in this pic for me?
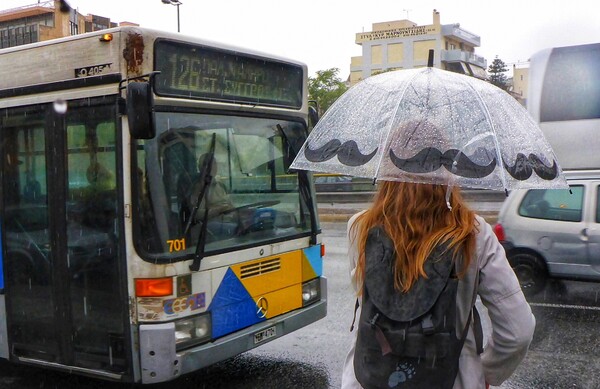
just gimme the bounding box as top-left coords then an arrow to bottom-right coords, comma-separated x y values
81,162 -> 116,230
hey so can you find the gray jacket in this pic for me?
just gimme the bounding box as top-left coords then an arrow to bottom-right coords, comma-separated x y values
341,213 -> 535,389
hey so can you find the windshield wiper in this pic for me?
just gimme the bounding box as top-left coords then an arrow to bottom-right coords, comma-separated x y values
186,133 -> 216,271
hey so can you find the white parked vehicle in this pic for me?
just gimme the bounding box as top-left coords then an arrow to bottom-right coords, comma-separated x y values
494,170 -> 600,295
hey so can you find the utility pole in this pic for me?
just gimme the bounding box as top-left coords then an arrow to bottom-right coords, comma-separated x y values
161,0 -> 182,33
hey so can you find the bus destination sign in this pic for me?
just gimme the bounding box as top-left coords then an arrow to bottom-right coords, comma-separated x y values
154,40 -> 303,109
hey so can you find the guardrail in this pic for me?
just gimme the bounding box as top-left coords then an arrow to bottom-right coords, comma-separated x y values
316,188 -> 507,204
316,187 -> 506,224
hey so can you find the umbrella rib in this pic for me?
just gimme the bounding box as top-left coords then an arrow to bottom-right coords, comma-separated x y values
462,77 -> 509,190
400,83 -> 430,147
375,69 -> 426,179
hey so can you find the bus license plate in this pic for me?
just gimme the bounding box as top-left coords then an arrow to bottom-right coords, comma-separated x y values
254,326 -> 276,344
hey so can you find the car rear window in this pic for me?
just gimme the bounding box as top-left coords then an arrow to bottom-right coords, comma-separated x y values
518,186 -> 583,222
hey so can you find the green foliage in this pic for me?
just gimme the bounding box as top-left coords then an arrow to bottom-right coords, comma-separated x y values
488,55 -> 509,90
371,68 -> 397,76
308,68 -> 348,116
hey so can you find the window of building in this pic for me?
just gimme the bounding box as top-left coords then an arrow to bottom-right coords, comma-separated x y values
93,23 -> 108,31
371,45 -> 383,65
413,40 -> 436,61
70,21 -> 78,35
388,43 -> 403,63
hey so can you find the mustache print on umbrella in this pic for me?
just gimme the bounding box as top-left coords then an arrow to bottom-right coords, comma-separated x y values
503,153 -> 559,180
390,148 -> 559,180
304,139 -> 378,167
389,147 -> 497,178
304,140 -> 560,181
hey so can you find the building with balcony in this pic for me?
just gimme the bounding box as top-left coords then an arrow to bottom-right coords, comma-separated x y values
350,9 -> 487,85
510,63 -> 529,106
0,0 -> 137,49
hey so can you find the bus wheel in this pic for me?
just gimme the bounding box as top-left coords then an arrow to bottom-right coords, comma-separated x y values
509,253 -> 547,296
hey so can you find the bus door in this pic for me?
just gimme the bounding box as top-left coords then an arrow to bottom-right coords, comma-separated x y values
0,97 -> 127,374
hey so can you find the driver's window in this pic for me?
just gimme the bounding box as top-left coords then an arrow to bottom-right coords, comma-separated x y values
165,130 -> 237,244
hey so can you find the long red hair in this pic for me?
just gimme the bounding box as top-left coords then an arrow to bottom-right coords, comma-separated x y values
352,181 -> 478,293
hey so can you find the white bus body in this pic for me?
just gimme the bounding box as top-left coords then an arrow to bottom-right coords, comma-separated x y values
527,43 -> 600,170
0,27 -> 325,383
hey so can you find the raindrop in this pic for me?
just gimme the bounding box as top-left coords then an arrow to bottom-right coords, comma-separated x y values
53,99 -> 68,114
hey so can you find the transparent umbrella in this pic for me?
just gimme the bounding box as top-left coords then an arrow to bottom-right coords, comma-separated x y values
291,66 -> 568,191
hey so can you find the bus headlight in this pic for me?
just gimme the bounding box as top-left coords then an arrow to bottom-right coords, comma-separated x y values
174,313 -> 211,350
302,278 -> 320,306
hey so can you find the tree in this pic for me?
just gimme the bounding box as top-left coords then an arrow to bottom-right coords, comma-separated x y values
308,68 -> 348,116
488,56 -> 509,90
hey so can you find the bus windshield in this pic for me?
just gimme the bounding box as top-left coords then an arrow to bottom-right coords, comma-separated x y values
133,112 -> 316,260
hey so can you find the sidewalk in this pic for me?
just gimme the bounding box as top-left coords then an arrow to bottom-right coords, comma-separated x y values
318,201 -> 500,225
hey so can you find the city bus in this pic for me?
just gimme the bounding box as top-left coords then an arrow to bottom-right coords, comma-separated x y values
527,42 -> 600,169
0,26 -> 326,383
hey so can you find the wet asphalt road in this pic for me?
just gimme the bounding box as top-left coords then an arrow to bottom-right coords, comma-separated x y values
2,221 -> 600,388
0,222 -> 353,389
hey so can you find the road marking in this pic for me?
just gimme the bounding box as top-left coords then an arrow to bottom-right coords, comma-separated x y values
530,302 -> 600,311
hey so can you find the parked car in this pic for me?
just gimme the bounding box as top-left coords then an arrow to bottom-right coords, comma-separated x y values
313,174 -> 353,192
493,170 -> 600,296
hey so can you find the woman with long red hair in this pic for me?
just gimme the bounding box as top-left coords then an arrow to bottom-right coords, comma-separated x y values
341,182 -> 535,389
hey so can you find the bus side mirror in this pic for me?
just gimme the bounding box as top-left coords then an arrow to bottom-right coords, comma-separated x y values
126,82 -> 155,139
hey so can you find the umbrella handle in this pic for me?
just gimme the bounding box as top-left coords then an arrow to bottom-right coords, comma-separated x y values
445,185 -> 453,210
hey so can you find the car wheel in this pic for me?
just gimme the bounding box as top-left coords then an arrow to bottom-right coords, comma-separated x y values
508,253 -> 547,296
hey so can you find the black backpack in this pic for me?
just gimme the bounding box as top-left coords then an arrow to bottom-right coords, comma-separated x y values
352,226 -> 481,389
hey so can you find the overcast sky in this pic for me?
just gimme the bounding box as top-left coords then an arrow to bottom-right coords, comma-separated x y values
3,0 -> 599,77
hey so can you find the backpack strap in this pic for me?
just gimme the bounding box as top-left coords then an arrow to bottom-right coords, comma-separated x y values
462,255 -> 484,355
473,305 -> 484,354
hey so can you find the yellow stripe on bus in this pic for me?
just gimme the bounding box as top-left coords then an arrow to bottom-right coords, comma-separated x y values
230,251 -> 302,298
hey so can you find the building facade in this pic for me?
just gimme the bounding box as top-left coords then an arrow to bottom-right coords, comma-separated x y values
0,0 -> 137,49
350,9 -> 487,85
510,63 -> 529,105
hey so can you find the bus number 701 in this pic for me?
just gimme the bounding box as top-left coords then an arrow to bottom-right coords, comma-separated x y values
167,238 -> 186,252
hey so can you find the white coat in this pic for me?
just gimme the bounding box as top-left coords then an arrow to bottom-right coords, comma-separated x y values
341,213 -> 535,389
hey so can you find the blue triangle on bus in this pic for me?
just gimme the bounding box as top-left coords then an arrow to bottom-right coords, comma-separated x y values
303,245 -> 323,277
209,268 -> 262,339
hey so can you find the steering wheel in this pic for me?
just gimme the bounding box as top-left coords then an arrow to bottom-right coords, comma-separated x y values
225,200 -> 281,234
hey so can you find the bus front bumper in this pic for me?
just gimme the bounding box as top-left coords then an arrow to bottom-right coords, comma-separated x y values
138,277 -> 327,384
